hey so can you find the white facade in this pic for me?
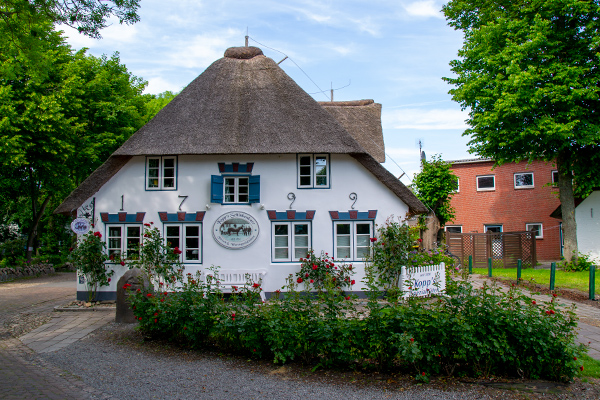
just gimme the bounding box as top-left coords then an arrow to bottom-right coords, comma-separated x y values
77,154 -> 411,299
576,190 -> 600,264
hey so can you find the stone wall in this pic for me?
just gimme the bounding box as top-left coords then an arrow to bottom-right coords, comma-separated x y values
0,264 -> 55,282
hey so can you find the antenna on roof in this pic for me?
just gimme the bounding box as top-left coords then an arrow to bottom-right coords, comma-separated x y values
245,27 -> 249,47
330,82 -> 334,102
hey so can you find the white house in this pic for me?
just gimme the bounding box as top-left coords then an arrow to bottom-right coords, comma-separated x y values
575,189 -> 600,264
55,46 -> 427,300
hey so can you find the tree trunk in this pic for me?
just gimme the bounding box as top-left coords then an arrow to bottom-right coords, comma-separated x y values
557,155 -> 578,263
26,195 -> 52,261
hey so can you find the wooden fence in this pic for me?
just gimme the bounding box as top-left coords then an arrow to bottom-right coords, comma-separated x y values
446,231 -> 536,268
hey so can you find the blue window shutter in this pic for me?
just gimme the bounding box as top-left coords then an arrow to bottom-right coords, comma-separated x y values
211,175 -> 224,203
249,175 -> 260,203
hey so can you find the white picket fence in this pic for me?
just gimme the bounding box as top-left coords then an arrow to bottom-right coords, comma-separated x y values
398,262 -> 446,298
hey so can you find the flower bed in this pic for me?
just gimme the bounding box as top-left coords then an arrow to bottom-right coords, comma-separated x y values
127,270 -> 585,382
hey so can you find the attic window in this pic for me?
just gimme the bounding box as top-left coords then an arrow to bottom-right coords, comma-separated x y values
298,154 -> 330,189
146,156 -> 177,190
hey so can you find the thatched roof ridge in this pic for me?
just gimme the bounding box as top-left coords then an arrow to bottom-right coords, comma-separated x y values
54,156 -> 132,215
319,101 -> 385,163
351,154 -> 427,215
112,55 -> 365,156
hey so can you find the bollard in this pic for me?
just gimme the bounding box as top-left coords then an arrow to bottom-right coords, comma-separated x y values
488,257 -> 492,277
517,259 -> 522,285
469,255 -> 473,274
550,262 -> 556,291
590,265 -> 596,301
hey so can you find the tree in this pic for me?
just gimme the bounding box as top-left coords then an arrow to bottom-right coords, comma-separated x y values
410,154 -> 458,227
0,22 -> 148,261
442,0 -> 600,262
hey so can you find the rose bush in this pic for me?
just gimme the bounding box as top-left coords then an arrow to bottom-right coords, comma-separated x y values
69,231 -> 114,302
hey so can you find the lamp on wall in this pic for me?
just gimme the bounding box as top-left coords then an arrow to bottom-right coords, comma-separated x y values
260,204 -> 265,210
205,204 -> 211,210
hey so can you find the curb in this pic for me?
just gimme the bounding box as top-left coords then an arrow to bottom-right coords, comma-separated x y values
53,306 -> 116,312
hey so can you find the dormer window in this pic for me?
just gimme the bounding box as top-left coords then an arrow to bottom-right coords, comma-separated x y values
298,154 -> 330,189
146,156 -> 177,190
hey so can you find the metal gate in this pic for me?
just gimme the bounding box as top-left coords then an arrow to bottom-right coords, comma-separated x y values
446,231 -> 536,268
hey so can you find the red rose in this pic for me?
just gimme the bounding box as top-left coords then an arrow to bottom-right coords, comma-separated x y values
417,238 -> 423,243
310,279 -> 314,283
312,265 -> 318,270
154,312 -> 158,316
532,300 -> 536,305
574,356 -> 578,361
109,254 -> 115,261
297,277 -> 303,283
550,310 -> 555,314
93,231 -> 102,238
351,280 -> 355,285
120,261 -> 125,266
421,372 -> 426,376
345,296 -> 350,300
410,338 -> 414,343
147,293 -> 152,297
370,237 -> 377,242
305,273 -> 309,278
252,283 -> 260,289
108,278 -> 111,282
581,366 -> 584,371
154,319 -> 157,323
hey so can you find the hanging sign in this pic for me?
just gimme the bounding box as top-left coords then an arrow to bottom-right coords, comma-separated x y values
213,211 -> 259,249
70,218 -> 91,235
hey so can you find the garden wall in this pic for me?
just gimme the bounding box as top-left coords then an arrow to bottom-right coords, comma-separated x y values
0,264 -> 55,282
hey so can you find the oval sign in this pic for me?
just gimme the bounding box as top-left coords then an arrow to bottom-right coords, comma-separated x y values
212,211 -> 259,250
71,218 -> 91,235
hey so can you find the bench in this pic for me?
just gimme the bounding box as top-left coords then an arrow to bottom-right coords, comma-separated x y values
201,269 -> 267,301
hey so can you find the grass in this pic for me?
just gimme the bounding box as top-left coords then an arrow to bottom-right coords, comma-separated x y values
580,354 -> 600,378
471,267 -> 600,295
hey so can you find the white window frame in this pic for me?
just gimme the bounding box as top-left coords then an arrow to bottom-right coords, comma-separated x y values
552,170 -> 559,185
271,222 -> 312,262
454,178 -> 460,193
526,223 -> 543,239
445,226 -> 463,233
223,176 -> 249,204
484,224 -> 503,233
146,156 -> 177,190
476,175 -> 495,191
164,223 -> 202,263
106,224 -> 142,260
298,154 -> 330,189
514,172 -> 534,189
333,221 -> 373,261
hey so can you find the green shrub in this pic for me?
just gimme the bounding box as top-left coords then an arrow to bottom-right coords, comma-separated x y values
126,266 -> 584,382
69,231 -> 114,301
0,237 -> 26,267
559,252 -> 596,272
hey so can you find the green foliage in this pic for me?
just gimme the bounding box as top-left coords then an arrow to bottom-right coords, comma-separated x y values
69,231 -> 114,301
296,250 -> 354,292
134,223 -> 184,286
559,252 -> 596,272
141,90 -> 178,124
410,154 -> 458,226
127,270 -> 584,382
0,237 -> 25,265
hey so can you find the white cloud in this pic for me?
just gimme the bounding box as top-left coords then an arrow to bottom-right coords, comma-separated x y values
382,108 -> 469,130
164,29 -> 242,69
144,77 -> 177,95
403,1 -> 444,19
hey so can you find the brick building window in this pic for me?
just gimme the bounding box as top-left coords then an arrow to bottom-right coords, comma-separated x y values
477,175 -> 495,191
445,226 -> 462,233
526,223 -> 543,239
514,172 -> 534,189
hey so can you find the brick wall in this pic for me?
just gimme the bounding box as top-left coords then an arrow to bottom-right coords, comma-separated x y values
448,159 -> 562,261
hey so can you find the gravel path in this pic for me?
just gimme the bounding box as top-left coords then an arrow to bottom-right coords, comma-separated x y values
39,322 -> 599,400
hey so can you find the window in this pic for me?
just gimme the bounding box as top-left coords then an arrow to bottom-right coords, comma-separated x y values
211,175 -> 260,204
526,223 -> 543,239
224,176 -> 248,203
477,175 -> 495,191
164,224 -> 202,263
272,222 -> 311,262
106,225 -> 142,260
298,154 -> 330,188
454,178 -> 460,193
334,221 -> 373,261
484,225 -> 502,233
514,172 -> 534,189
146,156 -> 177,190
552,170 -> 559,185
445,226 -> 462,233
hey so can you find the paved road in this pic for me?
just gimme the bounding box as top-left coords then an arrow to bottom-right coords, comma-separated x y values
0,273 -> 106,399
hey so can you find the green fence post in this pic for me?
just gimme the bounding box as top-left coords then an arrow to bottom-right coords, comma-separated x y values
550,262 -> 556,291
469,255 -> 473,274
517,259 -> 522,285
488,257 -> 492,277
590,265 -> 596,301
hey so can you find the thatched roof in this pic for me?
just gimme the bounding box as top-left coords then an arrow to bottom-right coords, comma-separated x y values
319,100 -> 385,163
55,47 -> 426,216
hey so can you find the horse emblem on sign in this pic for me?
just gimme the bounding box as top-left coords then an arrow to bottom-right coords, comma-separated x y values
212,211 -> 259,249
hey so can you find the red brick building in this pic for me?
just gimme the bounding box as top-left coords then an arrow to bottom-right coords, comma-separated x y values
446,158 -> 562,261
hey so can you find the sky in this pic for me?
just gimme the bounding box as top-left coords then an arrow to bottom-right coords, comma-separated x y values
63,0 -> 472,185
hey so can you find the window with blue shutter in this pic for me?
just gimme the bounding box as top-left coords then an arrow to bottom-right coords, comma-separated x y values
211,166 -> 260,205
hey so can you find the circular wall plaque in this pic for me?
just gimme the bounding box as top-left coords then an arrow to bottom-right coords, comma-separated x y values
212,211 -> 259,250
70,218 -> 91,235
